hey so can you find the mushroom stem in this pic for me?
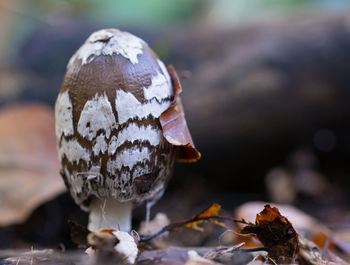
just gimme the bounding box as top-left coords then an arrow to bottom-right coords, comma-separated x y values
88,198 -> 132,232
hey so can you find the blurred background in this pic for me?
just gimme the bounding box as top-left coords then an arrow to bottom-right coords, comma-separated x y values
0,0 -> 350,250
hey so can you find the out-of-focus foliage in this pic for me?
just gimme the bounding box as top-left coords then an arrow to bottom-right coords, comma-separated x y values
206,0 -> 350,26
86,0 -> 203,26
1,0 -> 350,65
0,0 -> 204,65
23,0 -> 204,26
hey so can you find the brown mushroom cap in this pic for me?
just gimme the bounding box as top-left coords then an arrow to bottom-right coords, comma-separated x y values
55,29 -> 175,210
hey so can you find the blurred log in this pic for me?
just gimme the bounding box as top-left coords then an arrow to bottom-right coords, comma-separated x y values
3,13 -> 350,191
161,14 -> 350,190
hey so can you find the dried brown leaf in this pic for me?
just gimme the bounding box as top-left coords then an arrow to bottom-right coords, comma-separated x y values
0,104 -> 65,226
240,204 -> 299,264
236,202 -> 350,258
186,203 -> 226,231
160,65 -> 201,162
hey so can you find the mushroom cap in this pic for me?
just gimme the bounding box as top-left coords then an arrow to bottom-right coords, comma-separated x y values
55,29 -> 175,210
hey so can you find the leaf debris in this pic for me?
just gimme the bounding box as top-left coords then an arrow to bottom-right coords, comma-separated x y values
239,205 -> 299,264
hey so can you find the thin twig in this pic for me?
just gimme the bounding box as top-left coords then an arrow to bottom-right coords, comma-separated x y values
241,247 -> 268,253
140,215 -> 241,242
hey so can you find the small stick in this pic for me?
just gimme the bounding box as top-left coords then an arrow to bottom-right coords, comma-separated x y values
140,215 -> 240,242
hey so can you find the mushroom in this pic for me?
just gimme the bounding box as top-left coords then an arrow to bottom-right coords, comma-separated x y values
55,28 -> 199,232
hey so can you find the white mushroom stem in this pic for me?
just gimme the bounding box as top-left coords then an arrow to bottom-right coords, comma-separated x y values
88,198 -> 132,232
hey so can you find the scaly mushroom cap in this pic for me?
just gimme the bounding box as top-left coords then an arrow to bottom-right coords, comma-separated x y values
55,29 -> 175,210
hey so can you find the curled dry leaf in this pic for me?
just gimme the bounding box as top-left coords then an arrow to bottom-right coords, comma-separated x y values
160,65 -> 201,162
235,202 -> 350,257
0,104 -> 65,226
240,204 -> 299,264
